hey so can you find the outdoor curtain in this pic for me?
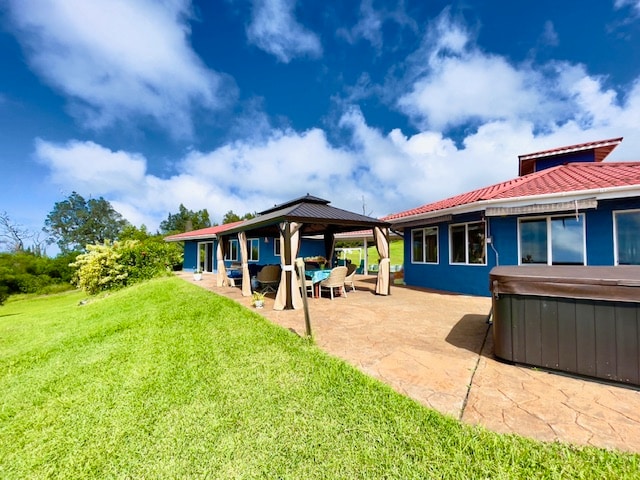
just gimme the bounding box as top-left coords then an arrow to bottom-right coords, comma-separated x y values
374,226 -> 390,295
238,231 -> 251,296
324,231 -> 335,266
216,238 -> 229,287
274,221 -> 304,310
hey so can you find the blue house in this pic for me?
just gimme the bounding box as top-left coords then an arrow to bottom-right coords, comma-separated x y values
385,137 -> 640,297
166,194 -> 393,310
164,220 -> 325,274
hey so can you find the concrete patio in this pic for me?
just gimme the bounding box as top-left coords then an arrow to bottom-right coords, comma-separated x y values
180,272 -> 640,454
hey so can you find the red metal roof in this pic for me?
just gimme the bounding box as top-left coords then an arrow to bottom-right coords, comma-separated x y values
163,220 -> 244,241
384,161 -> 640,221
517,137 -> 623,161
517,137 -> 623,176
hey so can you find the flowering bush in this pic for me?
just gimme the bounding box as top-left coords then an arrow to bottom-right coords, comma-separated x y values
70,242 -> 128,294
70,238 -> 183,294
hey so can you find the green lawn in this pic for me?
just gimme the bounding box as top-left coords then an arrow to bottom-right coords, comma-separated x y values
342,239 -> 404,270
1,277 -> 638,478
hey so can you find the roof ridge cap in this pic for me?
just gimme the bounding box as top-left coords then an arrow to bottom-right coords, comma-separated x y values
477,166 -> 558,200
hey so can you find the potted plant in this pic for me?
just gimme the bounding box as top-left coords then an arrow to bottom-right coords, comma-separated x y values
252,291 -> 265,308
193,268 -> 203,281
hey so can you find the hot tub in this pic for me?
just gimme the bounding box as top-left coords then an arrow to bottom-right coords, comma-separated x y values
489,266 -> 640,386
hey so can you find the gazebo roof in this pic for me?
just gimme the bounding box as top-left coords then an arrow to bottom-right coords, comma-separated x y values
220,194 -> 390,237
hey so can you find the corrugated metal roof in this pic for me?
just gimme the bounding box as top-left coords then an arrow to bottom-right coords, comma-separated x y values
221,196 -> 390,237
518,137 -> 623,161
517,137 -> 622,176
385,161 -> 640,222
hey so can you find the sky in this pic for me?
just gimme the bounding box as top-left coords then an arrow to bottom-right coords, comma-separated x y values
2,0 -> 640,247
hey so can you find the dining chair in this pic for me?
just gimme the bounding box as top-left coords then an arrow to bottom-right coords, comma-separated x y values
344,263 -> 357,292
319,266 -> 348,300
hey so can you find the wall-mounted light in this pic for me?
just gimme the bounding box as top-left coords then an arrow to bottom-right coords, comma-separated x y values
264,237 -> 269,243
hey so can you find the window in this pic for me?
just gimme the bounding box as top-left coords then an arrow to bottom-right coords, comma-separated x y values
225,239 -> 239,261
274,238 -> 281,256
412,227 -> 438,263
449,221 -> 486,265
614,210 -> 640,265
248,238 -> 259,262
519,215 -> 585,265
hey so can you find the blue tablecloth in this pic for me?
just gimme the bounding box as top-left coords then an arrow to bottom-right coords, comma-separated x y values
306,269 -> 331,284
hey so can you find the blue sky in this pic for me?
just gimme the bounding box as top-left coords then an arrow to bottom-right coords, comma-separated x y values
2,0 -> 640,244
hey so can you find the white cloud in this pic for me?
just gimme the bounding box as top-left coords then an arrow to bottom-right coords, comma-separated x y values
35,139 -> 147,194
399,53 -> 548,130
541,21 -> 559,47
33,59 -> 640,229
246,0 -> 322,62
615,0 -> 640,14
6,0 -> 230,138
31,3 -> 640,230
395,8 -> 639,139
337,0 -> 417,51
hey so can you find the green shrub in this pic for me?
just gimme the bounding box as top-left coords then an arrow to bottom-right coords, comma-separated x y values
0,252 -> 76,298
116,239 -> 182,282
70,238 -> 183,294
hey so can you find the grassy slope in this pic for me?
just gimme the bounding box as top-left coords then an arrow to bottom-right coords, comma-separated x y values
0,277 -> 637,479
344,240 -> 404,267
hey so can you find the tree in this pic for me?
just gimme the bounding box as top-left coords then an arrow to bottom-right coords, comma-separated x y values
119,224 -> 152,241
44,192 -> 129,253
0,211 -> 30,252
222,210 -> 256,224
159,204 -> 212,234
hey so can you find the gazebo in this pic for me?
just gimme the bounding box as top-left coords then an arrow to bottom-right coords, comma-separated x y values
217,195 -> 392,310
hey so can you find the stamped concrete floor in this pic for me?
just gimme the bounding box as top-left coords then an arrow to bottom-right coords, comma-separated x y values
180,272 -> 640,453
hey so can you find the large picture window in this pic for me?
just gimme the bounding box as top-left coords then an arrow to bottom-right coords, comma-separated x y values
614,210 -> 640,265
519,215 -> 585,265
412,227 -> 438,263
449,221 -> 486,265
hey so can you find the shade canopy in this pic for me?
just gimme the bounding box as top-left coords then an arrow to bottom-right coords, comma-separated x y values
222,194 -> 391,238
218,194 -> 392,309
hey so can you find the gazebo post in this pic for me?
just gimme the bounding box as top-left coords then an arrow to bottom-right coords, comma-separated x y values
283,222 -> 293,310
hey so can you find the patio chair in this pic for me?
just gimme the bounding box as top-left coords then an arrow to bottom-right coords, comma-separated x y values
319,266 -> 348,300
256,265 -> 281,293
344,262 -> 357,292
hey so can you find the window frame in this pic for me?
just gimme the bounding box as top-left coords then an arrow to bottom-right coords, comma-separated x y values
225,239 -> 239,262
517,214 -> 586,266
411,226 -> 439,264
448,221 -> 486,266
247,238 -> 259,262
613,209 -> 640,265
274,238 -> 281,257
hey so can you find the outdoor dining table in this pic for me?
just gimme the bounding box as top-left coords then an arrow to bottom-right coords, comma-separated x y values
305,268 -> 331,298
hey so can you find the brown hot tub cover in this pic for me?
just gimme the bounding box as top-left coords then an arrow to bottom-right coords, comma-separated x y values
490,266 -> 640,304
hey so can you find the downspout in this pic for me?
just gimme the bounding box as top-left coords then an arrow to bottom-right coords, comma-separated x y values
486,217 -> 499,267
486,217 -> 498,325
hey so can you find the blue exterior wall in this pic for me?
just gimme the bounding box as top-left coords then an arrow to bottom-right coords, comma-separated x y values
183,242 -> 198,271
402,197 -> 640,297
181,236 -> 326,272
535,151 -> 594,172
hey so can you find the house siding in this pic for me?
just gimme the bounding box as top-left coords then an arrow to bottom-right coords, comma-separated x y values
184,242 -> 198,271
